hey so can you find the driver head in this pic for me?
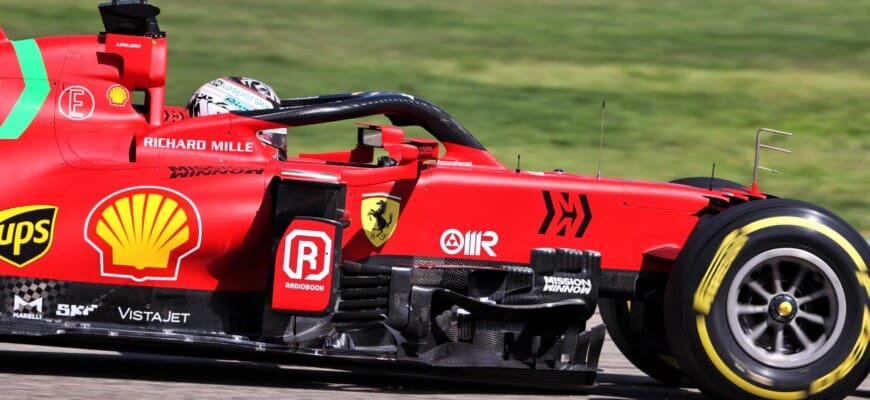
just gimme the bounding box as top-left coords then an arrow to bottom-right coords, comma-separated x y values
187,76 -> 286,156
187,76 -> 280,116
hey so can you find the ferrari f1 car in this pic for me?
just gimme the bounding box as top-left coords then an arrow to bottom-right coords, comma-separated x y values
1,2 -> 868,399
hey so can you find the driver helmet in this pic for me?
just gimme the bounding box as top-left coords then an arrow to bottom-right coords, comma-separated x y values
187,76 -> 286,153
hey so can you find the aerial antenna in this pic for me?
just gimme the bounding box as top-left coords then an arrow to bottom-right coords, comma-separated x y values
596,98 -> 606,179
708,163 -> 716,190
516,154 -> 521,173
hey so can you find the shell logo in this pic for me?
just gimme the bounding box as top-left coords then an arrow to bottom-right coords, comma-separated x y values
85,187 -> 201,282
107,84 -> 129,107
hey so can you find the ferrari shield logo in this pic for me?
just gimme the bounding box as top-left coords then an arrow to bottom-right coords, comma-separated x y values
361,193 -> 400,247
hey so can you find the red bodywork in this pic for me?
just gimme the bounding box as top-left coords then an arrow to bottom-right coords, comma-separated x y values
0,24 -> 757,299
11,8 -> 870,400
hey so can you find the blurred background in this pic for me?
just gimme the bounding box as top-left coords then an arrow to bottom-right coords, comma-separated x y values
2,0 -> 867,232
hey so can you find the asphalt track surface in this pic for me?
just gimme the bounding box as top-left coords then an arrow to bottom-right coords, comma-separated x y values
1,311 -> 869,400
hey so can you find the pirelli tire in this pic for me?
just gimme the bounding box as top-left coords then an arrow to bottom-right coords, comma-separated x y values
664,198 -> 870,400
599,298 -> 687,386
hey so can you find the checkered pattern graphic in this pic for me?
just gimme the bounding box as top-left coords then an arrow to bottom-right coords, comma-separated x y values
1,277 -> 66,315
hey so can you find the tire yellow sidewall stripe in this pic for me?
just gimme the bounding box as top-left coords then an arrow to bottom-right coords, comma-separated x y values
691,215 -> 870,398
694,216 -> 867,314
696,315 -> 807,399
809,306 -> 870,394
694,228 -> 748,314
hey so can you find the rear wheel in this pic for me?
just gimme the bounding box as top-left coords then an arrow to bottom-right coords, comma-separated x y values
664,199 -> 870,400
599,298 -> 687,386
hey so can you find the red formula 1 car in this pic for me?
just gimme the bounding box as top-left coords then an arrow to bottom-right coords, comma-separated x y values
1,2 -> 868,399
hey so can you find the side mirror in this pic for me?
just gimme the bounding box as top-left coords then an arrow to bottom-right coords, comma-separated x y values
358,124 -> 404,148
357,124 -> 418,164
359,127 -> 383,147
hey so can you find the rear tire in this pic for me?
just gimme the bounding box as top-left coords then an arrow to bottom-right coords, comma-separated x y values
599,298 -> 687,386
664,198 -> 870,400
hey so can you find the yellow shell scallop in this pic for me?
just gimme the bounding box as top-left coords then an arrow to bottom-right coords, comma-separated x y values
108,85 -> 129,106
95,193 -> 190,270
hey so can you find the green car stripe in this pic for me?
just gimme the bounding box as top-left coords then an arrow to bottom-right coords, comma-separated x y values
0,39 -> 50,140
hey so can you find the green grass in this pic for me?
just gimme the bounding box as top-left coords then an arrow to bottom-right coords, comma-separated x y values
2,0 -> 868,231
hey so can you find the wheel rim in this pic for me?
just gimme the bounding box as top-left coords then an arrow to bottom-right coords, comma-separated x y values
726,248 -> 846,368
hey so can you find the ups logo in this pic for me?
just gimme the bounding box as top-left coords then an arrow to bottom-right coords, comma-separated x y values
0,205 -> 58,268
